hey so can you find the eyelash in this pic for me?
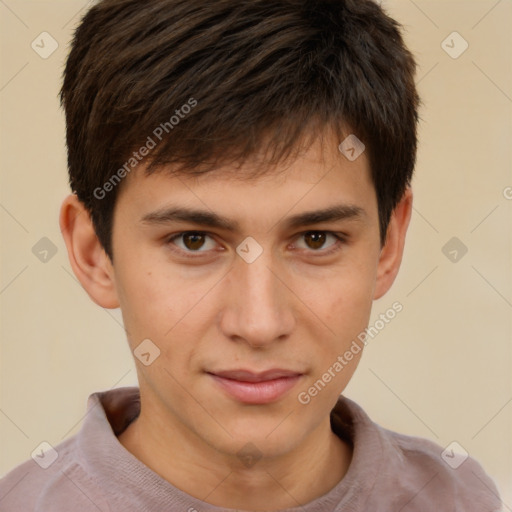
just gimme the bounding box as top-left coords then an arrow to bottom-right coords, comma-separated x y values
165,231 -> 347,259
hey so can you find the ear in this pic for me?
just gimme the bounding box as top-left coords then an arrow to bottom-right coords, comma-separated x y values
59,194 -> 120,309
373,187 -> 413,300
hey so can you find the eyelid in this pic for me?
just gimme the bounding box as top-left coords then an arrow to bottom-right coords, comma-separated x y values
165,230 -> 347,258
291,230 -> 346,254
166,231 -> 220,257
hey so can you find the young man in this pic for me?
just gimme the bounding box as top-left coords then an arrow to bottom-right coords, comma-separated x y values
0,0 -> 502,510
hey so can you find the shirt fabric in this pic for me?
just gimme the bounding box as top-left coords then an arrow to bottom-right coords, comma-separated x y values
0,386 -> 502,511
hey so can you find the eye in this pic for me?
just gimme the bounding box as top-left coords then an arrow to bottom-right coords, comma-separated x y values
167,231 -> 218,253
294,231 -> 345,253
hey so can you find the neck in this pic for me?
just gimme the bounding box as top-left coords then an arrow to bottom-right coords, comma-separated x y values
118,400 -> 352,510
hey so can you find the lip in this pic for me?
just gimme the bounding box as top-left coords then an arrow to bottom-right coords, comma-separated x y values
207,369 -> 303,404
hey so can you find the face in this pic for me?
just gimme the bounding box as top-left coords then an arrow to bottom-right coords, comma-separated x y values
95,134 -> 402,460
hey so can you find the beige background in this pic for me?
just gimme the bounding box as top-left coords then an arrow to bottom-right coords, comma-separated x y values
1,0 -> 511,506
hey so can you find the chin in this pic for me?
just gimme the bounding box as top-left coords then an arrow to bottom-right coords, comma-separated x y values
214,419 -> 304,460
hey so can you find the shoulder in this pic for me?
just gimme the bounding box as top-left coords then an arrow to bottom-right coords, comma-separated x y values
0,436 -> 109,512
375,425 -> 502,511
336,397 -> 502,511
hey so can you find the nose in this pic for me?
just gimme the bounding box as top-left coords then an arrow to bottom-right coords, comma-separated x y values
219,249 -> 296,348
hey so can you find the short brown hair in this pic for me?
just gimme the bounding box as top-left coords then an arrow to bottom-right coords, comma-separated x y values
60,0 -> 420,260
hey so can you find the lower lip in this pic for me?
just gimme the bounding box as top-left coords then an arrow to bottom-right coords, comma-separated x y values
209,374 -> 302,404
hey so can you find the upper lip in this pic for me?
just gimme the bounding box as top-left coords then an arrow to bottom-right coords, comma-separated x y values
208,369 -> 303,382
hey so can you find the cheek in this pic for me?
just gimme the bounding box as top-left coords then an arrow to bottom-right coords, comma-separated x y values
326,281 -> 374,337
115,258 -> 221,354
297,274 -> 372,406
113,259 -> 185,357
115,269 -> 171,340
310,258 -> 377,340
115,268 -> 206,396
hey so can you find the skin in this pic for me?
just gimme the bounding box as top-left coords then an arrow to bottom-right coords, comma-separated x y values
60,132 -> 412,510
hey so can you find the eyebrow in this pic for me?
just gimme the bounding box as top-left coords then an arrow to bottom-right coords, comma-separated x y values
140,204 -> 366,232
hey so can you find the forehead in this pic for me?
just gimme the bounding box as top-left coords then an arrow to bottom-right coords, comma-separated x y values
125,128 -> 371,191
114,158 -> 378,250
112,133 -> 377,236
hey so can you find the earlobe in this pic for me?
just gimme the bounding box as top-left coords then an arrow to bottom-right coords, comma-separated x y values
59,194 -> 120,309
373,187 -> 413,300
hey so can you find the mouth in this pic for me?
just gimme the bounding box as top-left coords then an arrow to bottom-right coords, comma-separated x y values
206,369 -> 304,405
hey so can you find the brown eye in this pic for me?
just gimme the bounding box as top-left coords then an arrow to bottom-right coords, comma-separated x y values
168,232 -> 218,254
182,232 -> 206,250
294,231 -> 344,254
304,232 -> 327,250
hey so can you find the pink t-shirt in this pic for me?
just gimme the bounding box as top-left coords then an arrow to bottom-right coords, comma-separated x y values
0,386 -> 502,511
